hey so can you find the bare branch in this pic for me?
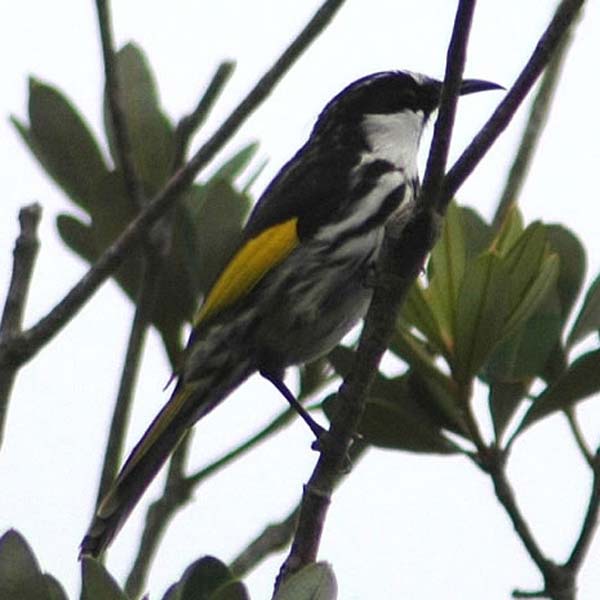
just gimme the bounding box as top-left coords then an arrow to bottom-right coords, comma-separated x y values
442,0 -> 585,205
493,14 -> 578,228
0,203 -> 41,447
173,61 -> 236,170
275,0 -> 477,587
0,0 -> 348,371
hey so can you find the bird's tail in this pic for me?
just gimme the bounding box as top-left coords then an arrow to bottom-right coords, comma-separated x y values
80,358 -> 253,558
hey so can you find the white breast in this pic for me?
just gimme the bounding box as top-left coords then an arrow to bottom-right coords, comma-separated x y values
361,110 -> 425,176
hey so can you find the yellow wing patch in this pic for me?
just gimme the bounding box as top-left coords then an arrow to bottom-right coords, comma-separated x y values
193,217 -> 299,327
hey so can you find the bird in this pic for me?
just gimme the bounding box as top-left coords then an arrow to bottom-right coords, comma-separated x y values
80,70 -> 501,557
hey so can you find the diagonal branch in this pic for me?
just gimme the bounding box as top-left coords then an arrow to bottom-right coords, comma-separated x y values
276,2 -> 479,588
0,0 -> 348,372
441,0 -> 585,206
0,204 -> 42,448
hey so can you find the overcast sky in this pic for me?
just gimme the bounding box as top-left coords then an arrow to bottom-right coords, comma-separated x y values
2,2 -> 600,599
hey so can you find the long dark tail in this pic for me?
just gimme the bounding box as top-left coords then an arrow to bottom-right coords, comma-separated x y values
80,359 -> 253,557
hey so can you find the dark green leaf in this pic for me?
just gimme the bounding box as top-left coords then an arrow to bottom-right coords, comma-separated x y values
179,556 -> 235,600
488,381 -> 528,441
427,201 -> 466,344
56,214 -> 98,264
326,348 -> 457,453
43,574 -> 69,600
568,273 -> 600,349
453,253 -> 510,382
546,225 -> 586,321
460,206 -> 493,260
104,43 -> 174,193
210,581 -> 250,600
186,180 -> 251,294
15,78 -> 108,212
210,143 -> 259,183
81,558 -> 128,600
518,349 -> 600,432
0,530 -> 50,600
273,563 -> 337,600
493,205 -> 524,256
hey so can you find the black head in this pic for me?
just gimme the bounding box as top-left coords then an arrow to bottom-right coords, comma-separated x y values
313,70 -> 501,134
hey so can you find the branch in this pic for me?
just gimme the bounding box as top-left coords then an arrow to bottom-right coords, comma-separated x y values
95,0 -> 145,210
493,12 -> 577,228
441,0 -> 585,205
275,0 -> 477,587
173,61 -> 236,170
0,203 -> 41,448
0,0 -> 348,371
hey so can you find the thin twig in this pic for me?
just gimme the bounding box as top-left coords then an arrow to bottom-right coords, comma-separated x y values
173,61 -> 236,170
95,0 -> 145,210
493,17 -> 576,229
275,0 -> 477,588
567,448 -> 600,572
231,442 -> 367,578
565,408 -> 594,467
95,262 -> 162,506
0,204 -> 41,447
0,0 -> 348,372
441,0 -> 585,206
421,0 -> 477,214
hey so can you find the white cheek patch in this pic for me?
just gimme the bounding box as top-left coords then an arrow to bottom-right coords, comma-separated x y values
362,110 -> 425,176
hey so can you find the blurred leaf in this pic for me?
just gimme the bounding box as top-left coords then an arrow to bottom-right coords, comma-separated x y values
273,563 -> 337,600
518,348 -> 600,432
426,201 -> 466,347
460,206 -> 493,259
491,205 -> 523,256
546,224 -> 586,321
0,530 -> 50,600
81,557 -> 129,600
104,43 -> 174,193
210,142 -> 259,183
185,179 -> 252,295
401,284 -> 449,356
43,574 -> 69,600
56,214 -> 98,264
453,253 -> 510,382
568,273 -> 600,349
327,347 -> 457,453
210,581 -> 250,600
12,78 -> 108,212
488,381 -> 528,441
178,556 -> 236,600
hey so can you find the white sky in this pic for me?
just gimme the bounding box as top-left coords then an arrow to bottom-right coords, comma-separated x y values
1,1 -> 600,599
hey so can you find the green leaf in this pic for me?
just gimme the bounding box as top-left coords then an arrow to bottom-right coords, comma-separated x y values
13,78 -> 108,212
568,273 -> 600,349
488,380 -> 528,441
492,205 -> 524,256
0,530 -> 50,600
81,558 -> 128,600
210,142 -> 259,183
273,563 -> 337,600
186,180 -> 252,295
518,348 -> 600,432
178,556 -> 235,600
426,201 -> 466,346
56,214 -> 98,264
210,581 -> 250,600
104,43 -> 174,194
546,225 -> 586,321
453,253 -> 510,382
43,574 -> 69,600
460,206 -> 493,260
401,283 -> 449,356
327,347 -> 457,453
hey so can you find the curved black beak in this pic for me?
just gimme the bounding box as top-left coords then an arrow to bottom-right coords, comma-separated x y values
459,78 -> 504,96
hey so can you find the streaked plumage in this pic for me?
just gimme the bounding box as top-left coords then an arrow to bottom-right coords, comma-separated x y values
81,70 -> 500,556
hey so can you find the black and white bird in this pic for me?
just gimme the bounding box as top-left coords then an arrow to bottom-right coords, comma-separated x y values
81,70 -> 500,557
